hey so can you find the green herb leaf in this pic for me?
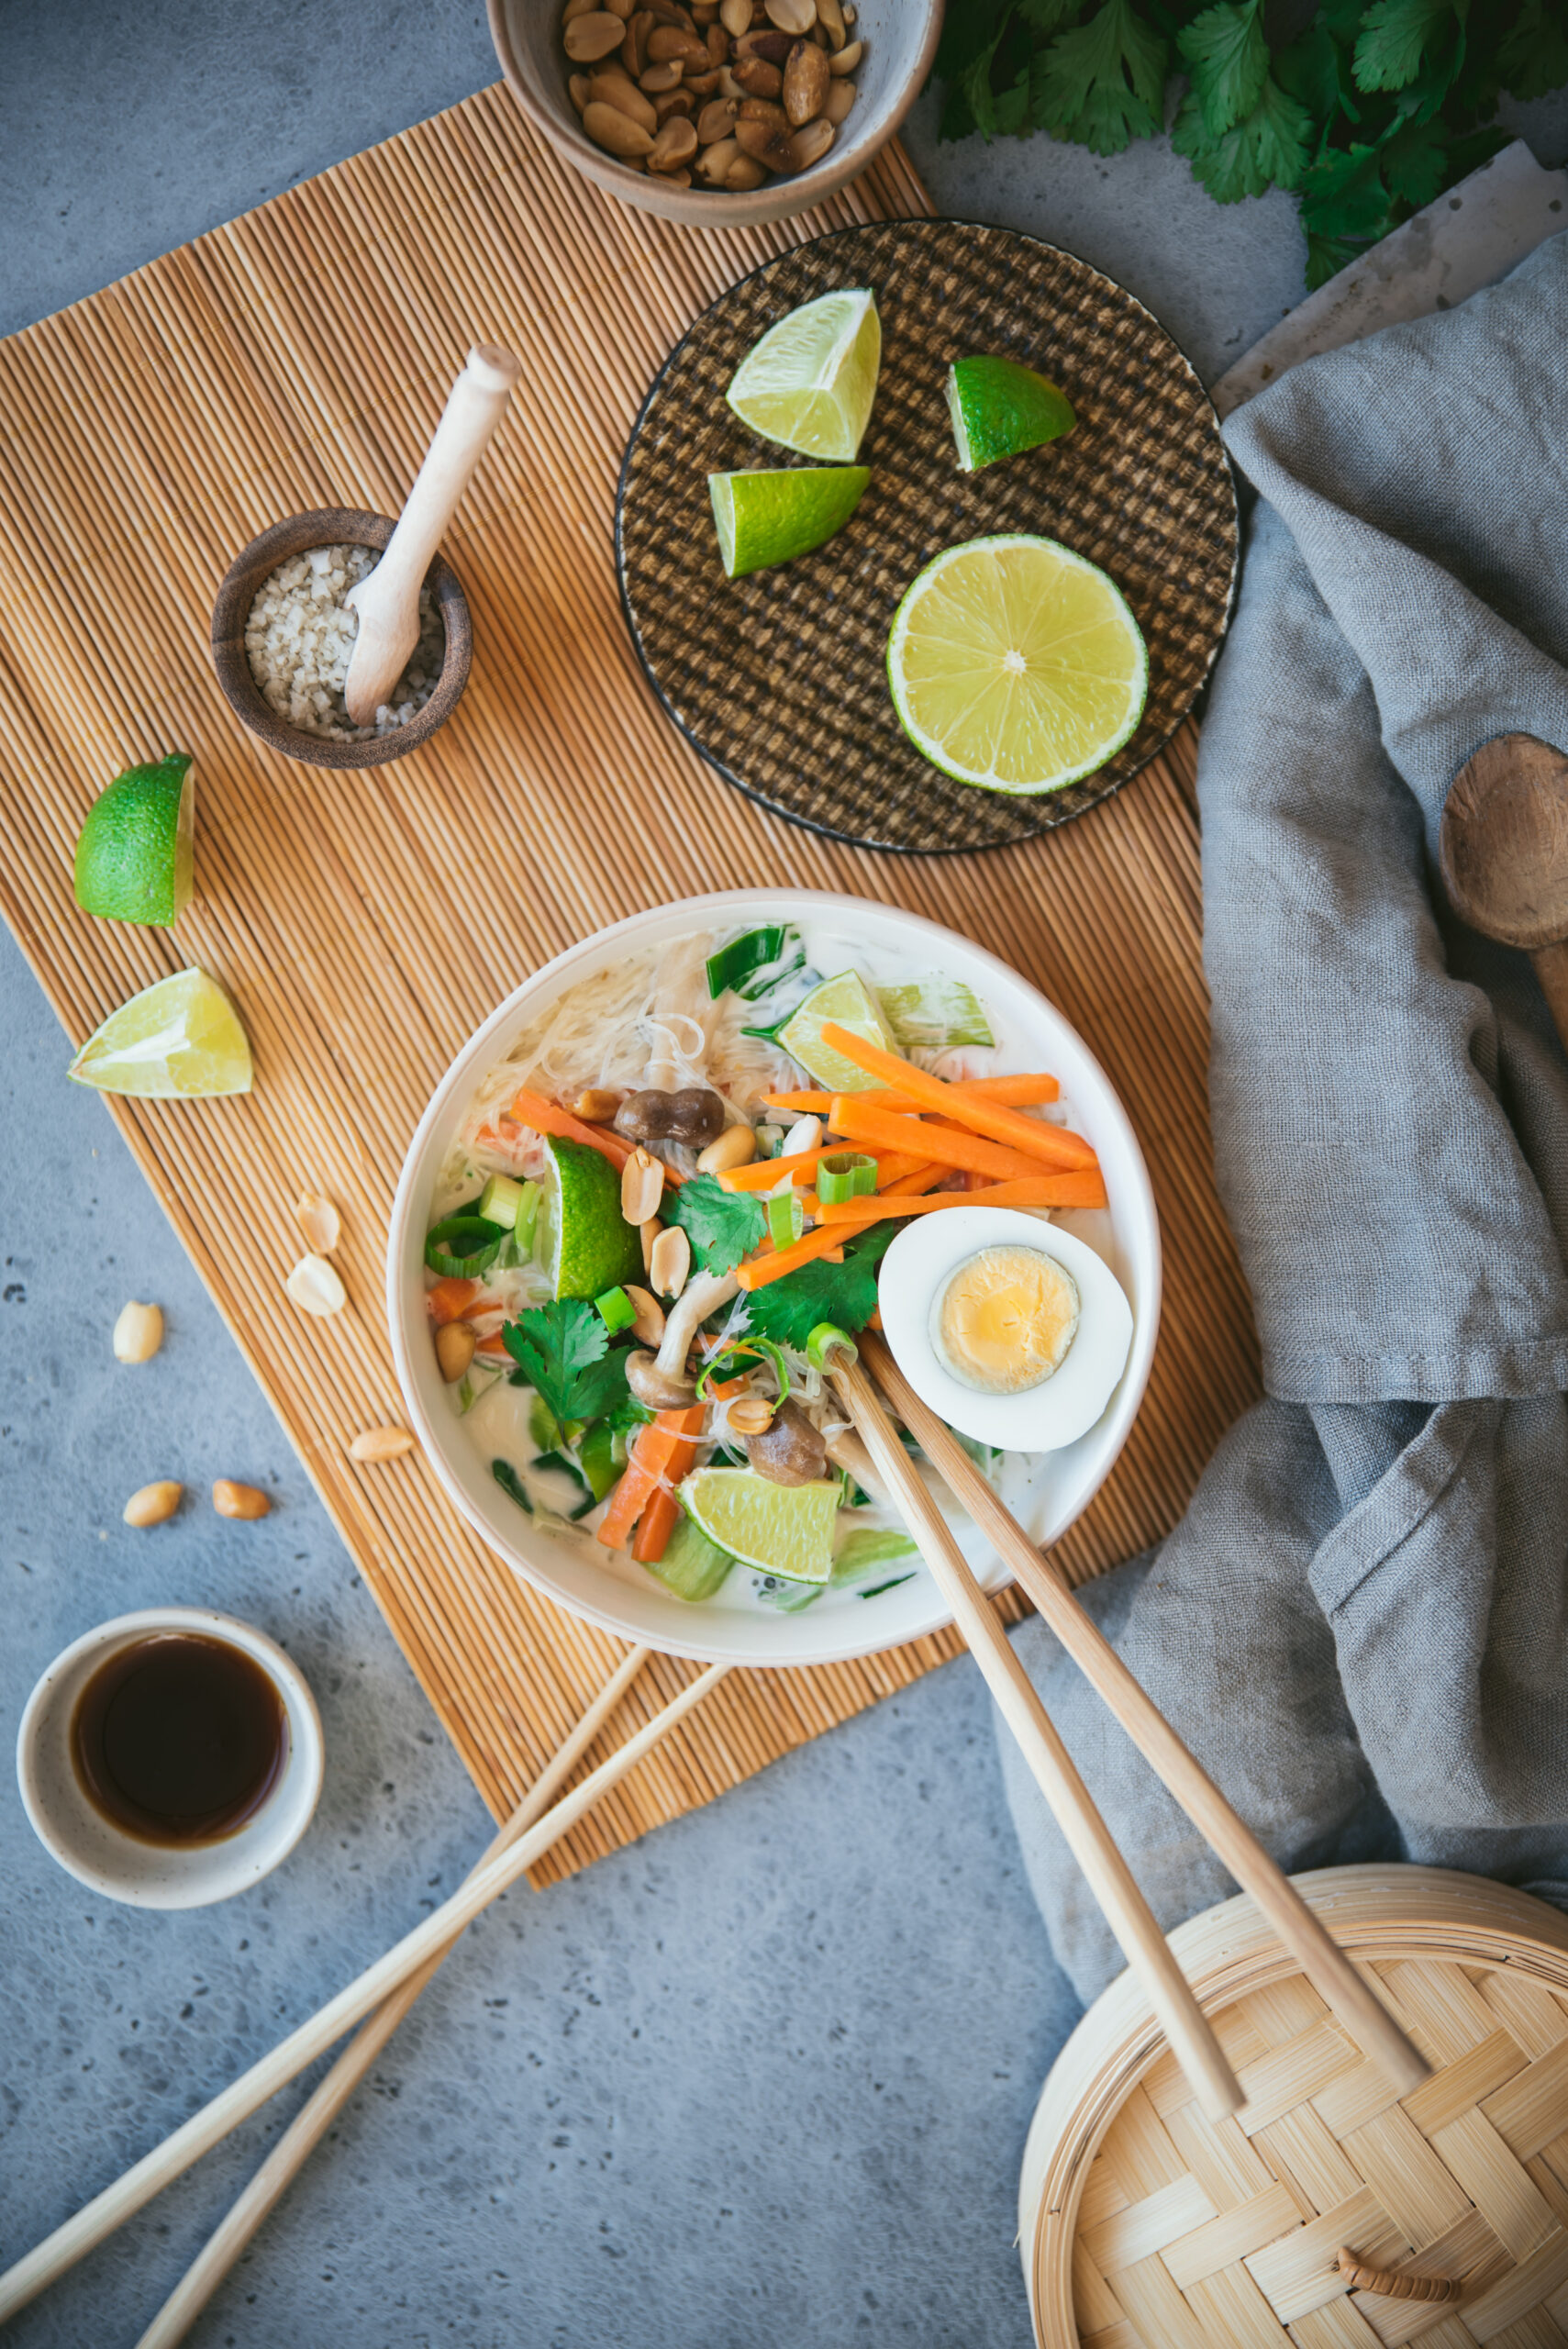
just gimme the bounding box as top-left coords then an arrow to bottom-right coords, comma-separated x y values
1498,0 -> 1568,102
744,1224 -> 896,1353
1173,72 -> 1312,199
501,1299 -> 630,1431
664,1174 -> 767,1275
1376,114 -> 1449,206
1177,0 -> 1267,138
1274,17 -> 1361,128
1353,0 -> 1462,95
1299,139 -> 1397,245
1032,0 -> 1169,156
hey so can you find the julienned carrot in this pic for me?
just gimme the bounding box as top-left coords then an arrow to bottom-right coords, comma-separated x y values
597,1403 -> 706,1551
719,1141 -> 878,1193
830,1097 -> 1046,1184
763,1074 -> 1061,1113
427,1276 -> 481,1326
884,1163 -> 948,1197
631,1487 -> 682,1564
819,1171 -> 1108,1221
873,1152 -> 929,1189
818,1025 -> 1098,1173
510,1087 -> 631,1172
735,1225 -> 849,1290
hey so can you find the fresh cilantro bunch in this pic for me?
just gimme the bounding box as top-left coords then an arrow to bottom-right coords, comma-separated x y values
502,1299 -> 629,1431
937,0 -> 1568,287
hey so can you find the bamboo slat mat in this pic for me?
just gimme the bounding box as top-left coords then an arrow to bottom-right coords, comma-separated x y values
0,83 -> 1261,1884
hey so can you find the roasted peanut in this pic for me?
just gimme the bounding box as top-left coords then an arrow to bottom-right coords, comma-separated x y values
816,0 -> 844,42
765,0 -> 815,29
736,115 -> 794,167
621,1144 -> 666,1224
564,0 -> 600,18
573,1085 -> 622,1121
584,97 -> 656,154
727,1395 -> 774,1435
620,7 -> 653,72
639,58 -> 684,90
124,1480 -> 182,1529
587,65 -> 658,127
639,1216 -> 662,1273
569,71 -> 592,110
564,10 -> 629,61
684,67 -> 720,93
790,116 -> 834,167
737,26 -> 791,60
697,95 -> 739,141
655,87 -> 695,119
649,1223 -> 692,1299
647,23 -> 709,65
113,1300 -> 163,1364
604,0 -> 635,15
294,1191 -> 341,1252
822,73 -> 855,122
649,115 -> 699,169
349,1427 -> 416,1464
726,150 -> 768,186
828,35 -> 859,71
784,38 -> 828,123
733,53 -> 783,95
696,132 -> 740,181
720,0 -> 750,31
717,62 -> 745,96
435,1321 -> 476,1383
286,1254 -> 347,1316
740,95 -> 788,129
696,1123 -> 757,1175
213,1479 -> 272,1520
624,1284 -> 667,1347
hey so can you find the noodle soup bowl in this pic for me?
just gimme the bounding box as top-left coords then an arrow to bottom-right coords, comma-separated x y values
387,891 -> 1160,1667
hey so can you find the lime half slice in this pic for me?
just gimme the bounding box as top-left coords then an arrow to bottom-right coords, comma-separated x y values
69,969 -> 252,1097
726,288 -> 881,462
681,1467 -> 840,1584
887,534 -> 1148,796
709,466 -> 870,580
776,971 -> 899,1094
946,356 -> 1075,473
73,753 -> 195,927
543,1135 -> 641,1302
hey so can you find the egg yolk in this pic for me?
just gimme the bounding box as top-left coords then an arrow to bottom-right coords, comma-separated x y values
933,1246 -> 1081,1396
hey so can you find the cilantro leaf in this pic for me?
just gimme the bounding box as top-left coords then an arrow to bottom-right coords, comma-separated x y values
1177,0 -> 1268,139
1173,73 -> 1312,200
744,1224 -> 896,1353
1499,0 -> 1568,103
664,1174 -> 767,1275
1032,0 -> 1168,156
1353,0 -> 1462,96
1274,17 -> 1362,127
1300,139 -> 1397,245
502,1299 -> 629,1431
1376,113 -> 1449,206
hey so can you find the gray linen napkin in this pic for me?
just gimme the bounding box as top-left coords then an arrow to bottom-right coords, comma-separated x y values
999,230 -> 1568,2004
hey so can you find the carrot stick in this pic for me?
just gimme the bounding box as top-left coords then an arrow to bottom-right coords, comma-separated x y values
510,1087 -> 632,1173
596,1403 -> 706,1550
427,1276 -> 480,1326
763,1074 -> 1061,1113
830,1097 -> 1046,1184
818,1171 -> 1108,1221
735,1224 -> 852,1291
873,1152 -> 930,1189
883,1163 -> 947,1197
818,1025 -> 1098,1172
719,1142 -> 878,1193
631,1487 -> 682,1564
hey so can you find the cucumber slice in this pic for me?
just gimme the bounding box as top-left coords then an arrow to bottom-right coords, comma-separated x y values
644,1516 -> 737,1604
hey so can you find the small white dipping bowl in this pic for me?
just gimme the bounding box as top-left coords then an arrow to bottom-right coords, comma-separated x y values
17,1608 -> 324,1909
388,890 -> 1162,1669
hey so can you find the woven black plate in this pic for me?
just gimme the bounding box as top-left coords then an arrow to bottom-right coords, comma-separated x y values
616,218 -> 1238,856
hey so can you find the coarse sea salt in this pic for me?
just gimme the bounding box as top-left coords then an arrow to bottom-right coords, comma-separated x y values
244,542 -> 446,741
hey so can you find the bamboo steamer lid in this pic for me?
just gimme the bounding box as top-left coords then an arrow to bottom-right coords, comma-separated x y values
1019,1865 -> 1568,2348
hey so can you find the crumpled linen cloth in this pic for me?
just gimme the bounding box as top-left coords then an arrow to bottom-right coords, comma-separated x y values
999,230 -> 1568,2005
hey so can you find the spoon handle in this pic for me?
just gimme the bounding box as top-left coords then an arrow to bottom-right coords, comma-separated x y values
1531,941 -> 1568,1056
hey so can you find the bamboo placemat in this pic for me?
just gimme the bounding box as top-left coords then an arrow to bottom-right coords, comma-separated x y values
0,84 -> 1261,1883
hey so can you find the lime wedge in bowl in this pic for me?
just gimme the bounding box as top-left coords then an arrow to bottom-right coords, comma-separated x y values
73,753 -> 195,927
945,356 -> 1075,473
726,288 -> 881,462
541,1136 -> 641,1301
681,1466 -> 840,1585
776,971 -> 899,1093
887,534 -> 1148,796
69,969 -> 252,1097
709,466 -> 870,580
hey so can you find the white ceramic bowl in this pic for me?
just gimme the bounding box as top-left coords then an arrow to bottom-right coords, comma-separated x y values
388,891 -> 1160,1666
17,1609 -> 325,1909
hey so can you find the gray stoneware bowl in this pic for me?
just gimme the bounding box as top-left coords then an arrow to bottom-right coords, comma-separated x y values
488,0 -> 943,229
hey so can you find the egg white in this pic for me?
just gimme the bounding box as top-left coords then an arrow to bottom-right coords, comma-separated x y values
877,1208 -> 1135,1453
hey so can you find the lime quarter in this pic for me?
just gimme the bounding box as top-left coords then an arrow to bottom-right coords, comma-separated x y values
945,356 -> 1075,473
886,534 -> 1148,796
709,466 -> 870,580
725,288 -> 881,462
543,1136 -> 641,1302
680,1466 -> 840,1584
72,753 -> 195,927
68,969 -> 252,1097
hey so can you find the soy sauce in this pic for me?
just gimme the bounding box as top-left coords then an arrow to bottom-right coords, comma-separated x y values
71,1633 -> 287,1845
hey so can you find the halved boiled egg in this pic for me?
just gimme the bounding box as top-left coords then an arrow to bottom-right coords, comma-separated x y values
877,1207 -> 1134,1453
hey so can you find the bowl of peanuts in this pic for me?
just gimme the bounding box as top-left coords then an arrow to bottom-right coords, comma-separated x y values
487,0 -> 942,228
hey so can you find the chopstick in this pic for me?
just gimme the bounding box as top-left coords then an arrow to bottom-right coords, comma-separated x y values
0,1656 -> 729,2327
860,1333 -> 1430,2097
132,1643 -> 655,2349
829,1353 -> 1243,2122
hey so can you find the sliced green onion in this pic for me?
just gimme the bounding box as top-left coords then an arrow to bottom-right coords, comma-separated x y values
476,1173 -> 526,1229
767,1190 -> 805,1251
595,1285 -> 637,1334
706,925 -> 785,999
426,1215 -> 503,1279
806,1321 -> 857,1372
816,1152 -> 875,1205
491,1458 -> 532,1513
695,1335 -> 791,1404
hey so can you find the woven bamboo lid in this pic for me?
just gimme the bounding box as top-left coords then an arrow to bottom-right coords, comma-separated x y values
1020,1866 -> 1568,2348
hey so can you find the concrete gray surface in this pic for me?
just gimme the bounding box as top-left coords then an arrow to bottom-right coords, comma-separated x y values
4,6 -> 1568,2344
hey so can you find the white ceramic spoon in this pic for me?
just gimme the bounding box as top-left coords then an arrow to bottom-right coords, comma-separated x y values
343,342 -> 520,726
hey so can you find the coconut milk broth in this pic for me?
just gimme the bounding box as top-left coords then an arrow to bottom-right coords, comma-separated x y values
438,922 -> 1124,1617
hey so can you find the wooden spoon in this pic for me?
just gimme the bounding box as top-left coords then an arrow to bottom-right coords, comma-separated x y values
1440,732 -> 1568,1048
343,342 -> 520,725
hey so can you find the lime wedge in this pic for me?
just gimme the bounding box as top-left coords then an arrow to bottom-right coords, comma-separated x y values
776,971 -> 899,1094
681,1467 -> 840,1584
886,534 -> 1148,796
726,288 -> 881,462
68,969 -> 252,1097
945,356 -> 1075,473
543,1136 -> 641,1302
73,753 -> 195,927
709,466 -> 870,580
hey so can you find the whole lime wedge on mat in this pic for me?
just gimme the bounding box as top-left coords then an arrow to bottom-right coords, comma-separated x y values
543,1136 -> 641,1302
709,466 -> 871,580
726,288 -> 881,462
776,971 -> 898,1094
886,534 -> 1148,796
945,356 -> 1075,473
681,1467 -> 840,1584
68,969 -> 252,1097
72,753 -> 195,927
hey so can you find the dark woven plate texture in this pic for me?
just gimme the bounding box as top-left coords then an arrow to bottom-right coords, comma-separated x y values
616,218 -> 1238,854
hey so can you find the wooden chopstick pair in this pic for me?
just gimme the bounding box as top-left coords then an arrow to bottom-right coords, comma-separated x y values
837,1333 -> 1429,2116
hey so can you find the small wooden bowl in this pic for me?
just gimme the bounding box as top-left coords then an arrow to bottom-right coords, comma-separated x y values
210,508 -> 472,770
